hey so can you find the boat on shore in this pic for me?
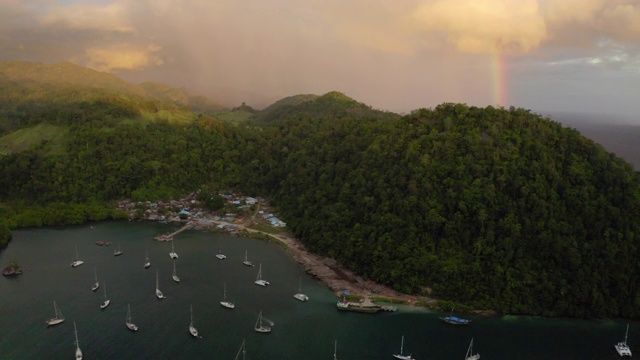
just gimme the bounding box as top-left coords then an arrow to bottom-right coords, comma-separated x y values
336,297 -> 380,313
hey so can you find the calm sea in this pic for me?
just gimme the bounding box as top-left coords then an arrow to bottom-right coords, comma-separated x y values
0,221 -> 634,359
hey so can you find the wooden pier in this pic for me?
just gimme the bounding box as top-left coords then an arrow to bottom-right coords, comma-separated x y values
155,223 -> 192,241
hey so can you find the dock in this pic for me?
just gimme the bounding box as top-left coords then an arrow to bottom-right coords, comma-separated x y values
155,223 -> 192,241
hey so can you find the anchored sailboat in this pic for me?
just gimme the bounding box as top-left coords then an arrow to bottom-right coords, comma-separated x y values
126,303 -> 138,331
334,340 -> 338,360
169,239 -> 178,259
46,300 -> 65,326
71,245 -> 84,268
465,338 -> 480,360
215,240 -> 226,259
189,305 -> 199,338
172,261 -> 180,283
100,282 -> 110,309
91,268 -> 99,292
392,335 -> 415,360
293,277 -> 309,301
144,250 -> 151,269
254,263 -> 269,286
615,323 -> 632,357
234,339 -> 246,360
113,242 -> 123,256
155,270 -> 165,299
74,322 -> 83,360
220,282 -> 235,309
254,310 -> 271,333
243,250 -> 253,267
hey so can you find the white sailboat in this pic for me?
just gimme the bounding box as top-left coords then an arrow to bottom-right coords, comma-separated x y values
393,335 -> 415,360
71,245 -> 84,268
254,263 -> 270,286
243,250 -> 253,267
220,282 -> 235,309
615,323 -> 632,357
155,270 -> 165,299
215,240 -> 226,259
189,304 -> 199,338
293,277 -> 309,301
172,260 -> 180,283
234,339 -> 246,360
125,303 -> 138,331
100,282 -> 110,309
46,300 -> 65,326
334,340 -> 338,360
74,321 -> 83,360
465,338 -> 480,360
91,268 -> 99,292
254,310 -> 271,333
169,239 -> 178,259
113,242 -> 123,256
144,250 -> 151,269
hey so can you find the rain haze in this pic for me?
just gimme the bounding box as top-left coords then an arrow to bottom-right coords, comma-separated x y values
1,0 -> 639,122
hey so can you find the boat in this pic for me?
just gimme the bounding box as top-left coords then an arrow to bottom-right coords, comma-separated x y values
100,282 -> 110,309
169,239 -> 178,259
125,303 -> 138,331
234,339 -> 246,360
254,310 -> 271,333
144,250 -> 151,269
70,246 -> 84,268
215,240 -> 226,259
440,308 -> 471,325
74,322 -> 83,360
393,335 -> 415,360
336,297 -> 380,313
615,323 -> 632,357
220,282 -> 235,309
293,277 -> 309,301
113,242 -> 123,256
189,304 -> 199,338
243,250 -> 253,267
172,260 -> 180,283
155,270 -> 165,299
2,261 -> 22,276
254,263 -> 270,286
91,268 -> 99,292
465,338 -> 480,360
46,300 -> 65,326
334,340 -> 338,360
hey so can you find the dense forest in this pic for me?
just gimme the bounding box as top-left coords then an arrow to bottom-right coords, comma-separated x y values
1,61 -> 640,319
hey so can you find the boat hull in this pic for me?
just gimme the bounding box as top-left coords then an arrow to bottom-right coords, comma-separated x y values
46,318 -> 64,326
255,280 -> 269,286
71,261 -> 84,268
126,322 -> 139,331
220,301 -> 235,309
294,293 -> 309,301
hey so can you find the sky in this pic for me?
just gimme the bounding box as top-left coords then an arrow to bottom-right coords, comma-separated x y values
1,0 -> 639,122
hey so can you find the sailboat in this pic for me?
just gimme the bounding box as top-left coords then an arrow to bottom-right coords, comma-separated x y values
189,304 -> 199,338
113,242 -> 123,256
334,340 -> 338,360
125,303 -> 138,331
440,308 -> 471,325
254,263 -> 270,286
220,282 -> 235,309
392,335 -> 415,360
155,270 -> 165,299
169,239 -> 178,259
144,250 -> 151,269
215,240 -> 226,259
615,323 -> 632,357
74,321 -> 83,360
46,300 -> 65,326
100,282 -> 110,309
254,310 -> 271,333
234,339 -> 246,360
243,250 -> 253,267
91,268 -> 99,292
172,260 -> 180,283
465,338 -> 480,360
70,245 -> 84,268
293,277 -> 309,301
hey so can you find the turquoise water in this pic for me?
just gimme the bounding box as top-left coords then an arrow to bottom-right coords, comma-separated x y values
0,221 -> 634,359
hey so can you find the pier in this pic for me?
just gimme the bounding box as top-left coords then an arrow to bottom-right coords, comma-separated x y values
155,223 -> 192,241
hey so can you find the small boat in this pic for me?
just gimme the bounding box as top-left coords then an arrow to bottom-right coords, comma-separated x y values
440,308 -> 471,325
615,323 -> 632,357
234,339 -> 246,360
465,338 -> 480,360
254,310 -> 271,333
189,304 -> 199,338
243,250 -> 253,267
172,261 -> 180,283
70,246 -> 84,268
95,241 -> 104,246
74,322 -> 83,360
334,340 -> 338,360
220,282 -> 235,309
215,240 -> 226,260
46,300 -> 65,326
254,263 -> 269,286
91,268 -> 99,292
144,250 -> 151,269
100,282 -> 110,309
169,239 -> 178,259
125,303 -> 138,331
393,335 -> 415,360
293,277 -> 309,301
156,270 -> 165,299
2,261 -> 22,276
113,242 -> 123,256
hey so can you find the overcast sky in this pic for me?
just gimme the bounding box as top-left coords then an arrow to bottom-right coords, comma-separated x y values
1,0 -> 639,122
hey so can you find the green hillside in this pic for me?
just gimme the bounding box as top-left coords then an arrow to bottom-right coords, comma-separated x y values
0,123 -> 68,155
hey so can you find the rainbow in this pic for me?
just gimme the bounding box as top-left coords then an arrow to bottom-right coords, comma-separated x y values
491,51 -> 508,108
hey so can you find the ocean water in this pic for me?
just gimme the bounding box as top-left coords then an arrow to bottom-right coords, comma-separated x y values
0,221 -> 634,359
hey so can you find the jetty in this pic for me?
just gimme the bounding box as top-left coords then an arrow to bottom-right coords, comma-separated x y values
155,223 -> 192,241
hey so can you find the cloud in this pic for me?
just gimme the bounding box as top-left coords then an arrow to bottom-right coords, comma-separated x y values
79,43 -> 163,72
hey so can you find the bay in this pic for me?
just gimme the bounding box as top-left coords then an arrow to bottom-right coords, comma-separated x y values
0,221 -> 633,359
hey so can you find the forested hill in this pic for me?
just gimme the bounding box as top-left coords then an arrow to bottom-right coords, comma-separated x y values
1,62 -> 640,318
